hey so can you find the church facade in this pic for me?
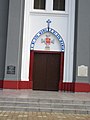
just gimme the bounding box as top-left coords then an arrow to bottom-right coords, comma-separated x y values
0,0 -> 90,92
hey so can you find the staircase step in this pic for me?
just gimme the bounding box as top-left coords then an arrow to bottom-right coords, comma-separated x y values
0,97 -> 90,114
0,100 -> 90,108
0,97 -> 90,104
0,106 -> 90,114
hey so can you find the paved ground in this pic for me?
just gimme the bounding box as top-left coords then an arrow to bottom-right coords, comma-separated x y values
0,111 -> 89,120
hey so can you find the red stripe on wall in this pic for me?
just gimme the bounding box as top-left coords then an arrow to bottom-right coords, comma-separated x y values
75,83 -> 90,92
61,82 -> 90,92
2,80 -> 32,89
3,81 -> 18,89
0,80 -> 90,92
19,81 -> 32,89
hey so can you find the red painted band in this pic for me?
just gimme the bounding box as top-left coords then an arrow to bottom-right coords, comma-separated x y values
1,80 -> 32,89
0,80 -> 90,92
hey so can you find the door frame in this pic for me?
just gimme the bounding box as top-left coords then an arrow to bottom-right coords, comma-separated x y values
29,50 -> 64,91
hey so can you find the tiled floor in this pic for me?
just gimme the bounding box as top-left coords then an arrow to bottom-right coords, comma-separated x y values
0,111 -> 90,120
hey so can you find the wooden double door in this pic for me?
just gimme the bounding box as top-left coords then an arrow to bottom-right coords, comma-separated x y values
33,52 -> 60,91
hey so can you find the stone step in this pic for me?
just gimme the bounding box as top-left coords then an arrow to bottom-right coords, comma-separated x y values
0,97 -> 90,114
0,97 -> 90,105
0,101 -> 90,110
0,106 -> 90,114
0,101 -> 90,109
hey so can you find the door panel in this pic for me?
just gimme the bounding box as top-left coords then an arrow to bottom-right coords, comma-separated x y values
46,54 -> 60,91
33,52 -> 60,91
33,53 -> 47,90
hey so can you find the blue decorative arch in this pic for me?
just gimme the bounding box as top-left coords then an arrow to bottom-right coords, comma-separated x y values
30,20 -> 65,52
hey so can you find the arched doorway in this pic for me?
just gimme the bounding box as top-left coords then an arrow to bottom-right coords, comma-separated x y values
29,20 -> 65,91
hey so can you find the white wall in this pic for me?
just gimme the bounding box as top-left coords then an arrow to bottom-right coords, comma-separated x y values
21,0 -> 75,82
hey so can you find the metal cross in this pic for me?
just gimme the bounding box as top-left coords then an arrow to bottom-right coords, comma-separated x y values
46,19 -> 51,31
